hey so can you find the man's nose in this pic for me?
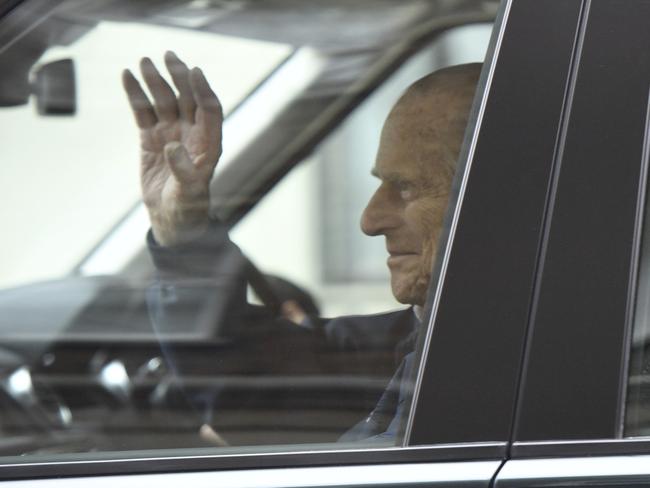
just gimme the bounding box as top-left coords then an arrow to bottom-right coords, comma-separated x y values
360,186 -> 399,236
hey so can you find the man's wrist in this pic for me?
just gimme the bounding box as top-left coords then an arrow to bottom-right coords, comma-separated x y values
147,218 -> 241,278
151,220 -> 209,248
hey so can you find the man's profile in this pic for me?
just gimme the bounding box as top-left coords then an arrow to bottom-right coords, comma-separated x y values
122,52 -> 481,443
361,65 -> 479,308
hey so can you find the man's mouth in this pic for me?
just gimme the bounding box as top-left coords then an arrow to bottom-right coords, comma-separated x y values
387,252 -> 418,266
387,246 -> 417,256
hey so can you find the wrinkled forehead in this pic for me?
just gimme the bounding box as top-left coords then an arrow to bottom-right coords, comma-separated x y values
386,84 -> 470,132
376,100 -> 459,173
380,106 -> 452,146
377,80 -> 473,167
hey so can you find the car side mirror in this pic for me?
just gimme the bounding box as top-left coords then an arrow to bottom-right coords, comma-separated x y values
32,58 -> 76,116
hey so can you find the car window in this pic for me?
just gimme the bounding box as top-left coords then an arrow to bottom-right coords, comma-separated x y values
0,18 -> 290,289
0,0 -> 492,462
627,180 -> 650,437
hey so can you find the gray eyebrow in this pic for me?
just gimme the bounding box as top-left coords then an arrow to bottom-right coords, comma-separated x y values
370,167 -> 415,186
370,168 -> 401,182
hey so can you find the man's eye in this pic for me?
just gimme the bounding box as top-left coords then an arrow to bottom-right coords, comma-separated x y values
397,183 -> 416,201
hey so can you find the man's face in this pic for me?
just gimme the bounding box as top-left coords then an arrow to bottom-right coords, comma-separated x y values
360,93 -> 462,306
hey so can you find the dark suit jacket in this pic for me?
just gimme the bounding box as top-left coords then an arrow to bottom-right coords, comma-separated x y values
145,223 -> 417,443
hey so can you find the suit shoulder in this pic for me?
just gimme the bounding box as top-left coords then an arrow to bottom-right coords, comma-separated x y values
324,308 -> 414,350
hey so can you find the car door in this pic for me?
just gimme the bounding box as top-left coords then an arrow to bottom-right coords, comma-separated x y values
0,0 -> 579,485
495,0 -> 650,485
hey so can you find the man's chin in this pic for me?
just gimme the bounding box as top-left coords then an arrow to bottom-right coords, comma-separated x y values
390,279 -> 426,306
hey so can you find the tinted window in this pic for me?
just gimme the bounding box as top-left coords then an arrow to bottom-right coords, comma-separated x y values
0,0 -> 491,459
627,182 -> 650,436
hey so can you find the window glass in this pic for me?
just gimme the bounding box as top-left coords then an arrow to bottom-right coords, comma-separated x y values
0,20 -> 290,289
627,189 -> 650,436
0,0 -> 491,460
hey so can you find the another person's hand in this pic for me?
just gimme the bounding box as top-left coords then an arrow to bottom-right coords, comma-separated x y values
281,300 -> 308,325
122,51 -> 223,246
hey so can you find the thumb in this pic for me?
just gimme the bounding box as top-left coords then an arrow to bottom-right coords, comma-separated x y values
164,142 -> 194,182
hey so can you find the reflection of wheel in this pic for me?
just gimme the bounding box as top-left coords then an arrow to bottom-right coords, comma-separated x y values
0,267 -> 326,451
0,349 -> 72,437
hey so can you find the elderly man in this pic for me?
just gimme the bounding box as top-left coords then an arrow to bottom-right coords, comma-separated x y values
122,52 -> 480,443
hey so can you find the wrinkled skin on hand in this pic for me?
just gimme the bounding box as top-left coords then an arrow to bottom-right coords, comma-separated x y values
122,51 -> 223,247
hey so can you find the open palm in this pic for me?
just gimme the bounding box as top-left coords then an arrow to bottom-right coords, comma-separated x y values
122,51 -> 223,246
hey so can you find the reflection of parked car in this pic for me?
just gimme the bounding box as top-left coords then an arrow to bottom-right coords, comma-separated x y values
4,0 -> 650,486
0,0 -> 496,455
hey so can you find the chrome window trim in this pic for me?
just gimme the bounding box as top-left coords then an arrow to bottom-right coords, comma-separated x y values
0,443 -> 506,480
515,438 -> 650,446
0,461 -> 502,488
511,438 -> 650,458
497,455 -> 650,486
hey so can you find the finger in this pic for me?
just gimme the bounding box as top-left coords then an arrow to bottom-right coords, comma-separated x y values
193,152 -> 218,172
281,300 -> 307,325
199,424 -> 229,447
189,67 -> 223,128
164,141 -> 195,183
121,69 -> 157,128
140,57 -> 179,122
165,51 -> 196,122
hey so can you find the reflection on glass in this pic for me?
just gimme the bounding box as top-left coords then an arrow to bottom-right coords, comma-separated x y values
627,186 -> 650,436
0,0 -> 491,459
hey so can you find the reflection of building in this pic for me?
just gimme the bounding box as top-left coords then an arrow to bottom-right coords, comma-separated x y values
0,21 -> 290,290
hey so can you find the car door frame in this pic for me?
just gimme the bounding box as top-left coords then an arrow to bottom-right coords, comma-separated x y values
496,0 -> 650,486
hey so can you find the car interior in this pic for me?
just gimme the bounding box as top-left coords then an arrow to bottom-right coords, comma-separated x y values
0,0 -> 495,456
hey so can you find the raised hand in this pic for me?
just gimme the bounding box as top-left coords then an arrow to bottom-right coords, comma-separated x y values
122,51 -> 223,247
